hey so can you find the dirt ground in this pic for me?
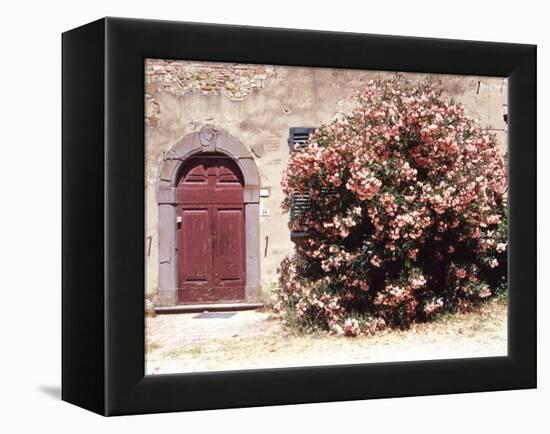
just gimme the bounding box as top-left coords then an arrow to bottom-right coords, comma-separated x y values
145,299 -> 507,375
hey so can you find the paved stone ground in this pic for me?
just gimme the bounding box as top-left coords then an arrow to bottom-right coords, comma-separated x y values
146,310 -> 274,353
145,301 -> 507,375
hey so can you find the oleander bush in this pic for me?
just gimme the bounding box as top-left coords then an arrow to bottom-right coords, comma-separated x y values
275,77 -> 507,336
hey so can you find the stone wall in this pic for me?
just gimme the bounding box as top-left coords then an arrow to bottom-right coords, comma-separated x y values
145,60 -> 276,105
144,59 -> 508,302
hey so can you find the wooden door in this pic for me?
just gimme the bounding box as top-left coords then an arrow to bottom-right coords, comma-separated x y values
176,156 -> 246,303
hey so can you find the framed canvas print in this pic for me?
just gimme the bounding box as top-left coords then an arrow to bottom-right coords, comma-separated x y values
62,17 -> 536,416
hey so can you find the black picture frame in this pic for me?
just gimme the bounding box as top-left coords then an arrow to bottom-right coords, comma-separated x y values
62,17 -> 536,416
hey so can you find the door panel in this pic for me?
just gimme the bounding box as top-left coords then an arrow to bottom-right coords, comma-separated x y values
178,209 -> 211,285
214,209 -> 245,283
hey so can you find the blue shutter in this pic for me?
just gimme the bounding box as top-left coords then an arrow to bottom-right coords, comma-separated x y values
288,127 -> 316,152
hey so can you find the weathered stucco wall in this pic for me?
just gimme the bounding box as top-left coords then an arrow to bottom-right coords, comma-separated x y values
144,59 -> 507,302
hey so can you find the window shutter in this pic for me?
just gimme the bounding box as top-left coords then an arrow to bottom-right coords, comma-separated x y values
289,191 -> 310,238
288,127 -> 316,152
288,127 -> 315,238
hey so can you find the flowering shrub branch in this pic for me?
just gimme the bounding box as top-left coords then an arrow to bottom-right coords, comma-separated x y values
275,77 -> 507,336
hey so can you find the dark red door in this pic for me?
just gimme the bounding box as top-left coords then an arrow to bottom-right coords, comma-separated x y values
176,156 -> 246,303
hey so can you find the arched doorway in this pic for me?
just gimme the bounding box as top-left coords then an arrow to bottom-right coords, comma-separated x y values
156,126 -> 261,307
176,155 -> 246,303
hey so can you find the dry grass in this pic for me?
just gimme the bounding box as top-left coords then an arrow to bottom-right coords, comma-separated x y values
397,297 -> 507,338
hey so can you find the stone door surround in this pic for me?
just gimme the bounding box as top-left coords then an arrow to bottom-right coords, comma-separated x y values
156,126 -> 261,307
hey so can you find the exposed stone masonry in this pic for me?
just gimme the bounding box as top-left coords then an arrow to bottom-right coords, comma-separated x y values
145,59 -> 276,101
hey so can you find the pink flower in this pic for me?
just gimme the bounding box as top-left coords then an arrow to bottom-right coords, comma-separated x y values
486,215 -> 501,225
359,281 -> 370,292
370,255 -> 382,268
424,298 -> 444,316
496,243 -> 507,253
455,268 -> 467,279
407,249 -> 419,261
410,274 -> 426,289
479,286 -> 491,298
343,318 -> 361,337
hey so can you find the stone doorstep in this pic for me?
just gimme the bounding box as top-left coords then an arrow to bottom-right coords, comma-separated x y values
154,302 -> 264,315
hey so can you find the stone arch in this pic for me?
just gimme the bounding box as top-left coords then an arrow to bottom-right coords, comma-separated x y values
156,126 -> 261,307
